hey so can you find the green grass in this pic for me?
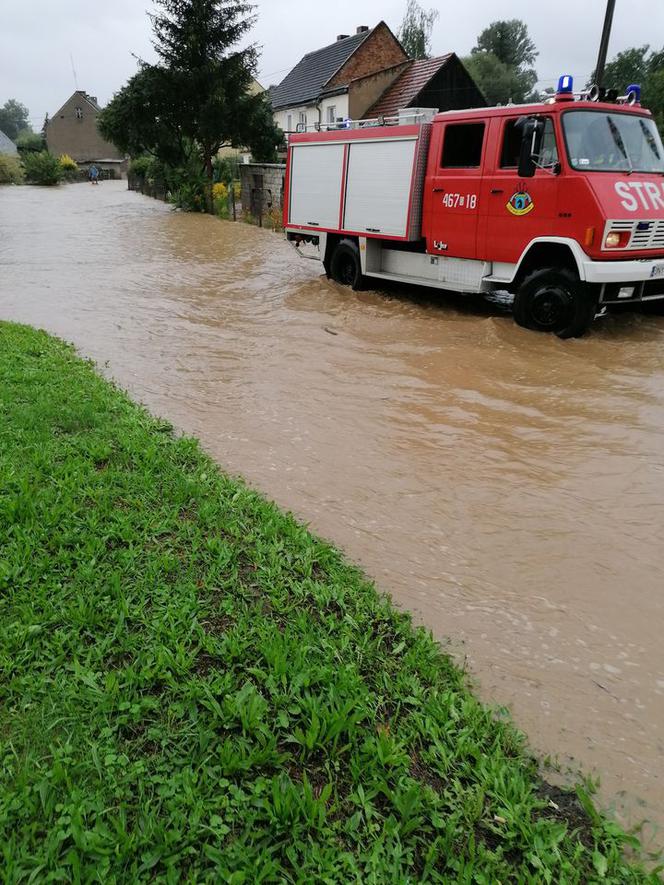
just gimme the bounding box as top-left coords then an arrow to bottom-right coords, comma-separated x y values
0,321 -> 658,883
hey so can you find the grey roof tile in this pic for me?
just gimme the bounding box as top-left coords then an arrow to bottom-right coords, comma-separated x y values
270,29 -> 372,110
0,129 -> 18,155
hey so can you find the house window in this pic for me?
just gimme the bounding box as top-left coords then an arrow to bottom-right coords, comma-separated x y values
441,122 -> 485,168
287,114 -> 292,132
298,111 -> 307,131
326,106 -> 336,125
75,107 -> 83,120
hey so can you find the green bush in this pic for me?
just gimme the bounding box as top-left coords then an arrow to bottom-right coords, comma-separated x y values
128,155 -> 152,177
23,151 -> 63,186
0,154 -> 24,184
213,155 -> 239,184
16,131 -> 45,154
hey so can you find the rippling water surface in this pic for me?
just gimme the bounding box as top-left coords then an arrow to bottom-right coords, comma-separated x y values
2,182 -> 663,839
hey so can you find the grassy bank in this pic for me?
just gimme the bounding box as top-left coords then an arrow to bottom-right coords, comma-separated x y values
0,322 -> 656,882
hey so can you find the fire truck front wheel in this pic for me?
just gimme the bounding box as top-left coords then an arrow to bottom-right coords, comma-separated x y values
513,268 -> 596,339
330,239 -> 364,291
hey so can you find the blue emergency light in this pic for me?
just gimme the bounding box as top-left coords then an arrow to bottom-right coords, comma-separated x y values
626,83 -> 641,104
557,75 -> 574,94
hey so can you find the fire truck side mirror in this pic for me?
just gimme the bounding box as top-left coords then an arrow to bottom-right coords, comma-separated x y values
517,117 -> 542,179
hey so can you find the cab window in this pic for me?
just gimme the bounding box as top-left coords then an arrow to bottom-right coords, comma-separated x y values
500,117 -> 559,169
441,122 -> 485,168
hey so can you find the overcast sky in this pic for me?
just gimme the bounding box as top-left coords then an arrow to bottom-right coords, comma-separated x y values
2,0 -> 663,128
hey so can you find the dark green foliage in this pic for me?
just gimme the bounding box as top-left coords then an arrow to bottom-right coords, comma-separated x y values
22,151 -> 63,186
590,46 -> 664,132
98,0 -> 282,211
0,99 -> 30,141
397,0 -> 439,61
465,19 -> 539,105
213,155 -> 239,184
0,322 -> 658,882
15,131 -> 44,154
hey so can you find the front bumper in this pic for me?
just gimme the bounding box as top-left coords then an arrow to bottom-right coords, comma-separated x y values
580,257 -> 664,304
581,256 -> 664,285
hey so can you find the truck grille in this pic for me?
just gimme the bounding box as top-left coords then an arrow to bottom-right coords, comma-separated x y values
608,219 -> 664,250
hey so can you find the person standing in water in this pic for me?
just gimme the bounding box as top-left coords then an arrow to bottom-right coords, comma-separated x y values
88,164 -> 99,185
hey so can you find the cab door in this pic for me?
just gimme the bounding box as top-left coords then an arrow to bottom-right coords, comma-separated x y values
427,119 -> 486,259
479,115 -> 560,265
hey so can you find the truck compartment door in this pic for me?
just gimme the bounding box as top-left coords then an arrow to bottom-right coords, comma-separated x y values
288,143 -> 345,229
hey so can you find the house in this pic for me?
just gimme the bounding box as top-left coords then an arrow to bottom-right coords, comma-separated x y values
270,22 -> 410,131
365,54 -> 486,119
0,129 -> 18,155
45,90 -> 125,177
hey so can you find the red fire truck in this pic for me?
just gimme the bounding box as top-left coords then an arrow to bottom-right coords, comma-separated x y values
283,77 -> 664,337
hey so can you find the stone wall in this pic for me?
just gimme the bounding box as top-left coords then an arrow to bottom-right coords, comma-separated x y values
240,163 -> 286,220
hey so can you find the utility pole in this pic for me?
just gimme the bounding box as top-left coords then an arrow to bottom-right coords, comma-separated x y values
595,0 -> 616,85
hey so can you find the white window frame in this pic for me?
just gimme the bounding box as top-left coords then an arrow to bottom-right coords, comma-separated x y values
327,106 -> 336,125
287,114 -> 292,132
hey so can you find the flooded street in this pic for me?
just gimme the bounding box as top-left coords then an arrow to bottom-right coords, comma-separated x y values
2,181 -> 663,838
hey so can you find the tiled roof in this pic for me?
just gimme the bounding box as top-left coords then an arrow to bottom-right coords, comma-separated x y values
270,28 -> 374,110
0,129 -> 18,155
367,54 -> 453,118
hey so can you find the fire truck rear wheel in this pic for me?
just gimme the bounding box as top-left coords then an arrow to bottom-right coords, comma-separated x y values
513,268 -> 596,339
330,239 -> 364,291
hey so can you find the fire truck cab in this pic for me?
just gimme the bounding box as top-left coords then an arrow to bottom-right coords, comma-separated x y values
284,77 -> 664,338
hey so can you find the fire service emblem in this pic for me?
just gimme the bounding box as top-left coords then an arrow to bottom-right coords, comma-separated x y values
507,189 -> 534,216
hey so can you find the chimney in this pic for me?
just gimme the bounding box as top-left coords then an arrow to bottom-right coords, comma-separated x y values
336,34 -> 349,41
356,25 -> 369,34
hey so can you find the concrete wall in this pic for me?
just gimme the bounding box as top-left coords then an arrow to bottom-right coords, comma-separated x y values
273,103 -> 319,134
46,91 -> 124,171
348,62 -> 410,119
240,163 -> 286,218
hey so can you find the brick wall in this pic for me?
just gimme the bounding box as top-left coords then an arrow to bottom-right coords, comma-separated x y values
240,164 -> 286,218
326,23 -> 408,89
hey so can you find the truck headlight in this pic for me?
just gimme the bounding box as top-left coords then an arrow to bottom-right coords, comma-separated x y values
604,230 -> 630,249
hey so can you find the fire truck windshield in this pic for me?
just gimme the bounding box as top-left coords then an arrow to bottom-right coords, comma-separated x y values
563,110 -> 664,174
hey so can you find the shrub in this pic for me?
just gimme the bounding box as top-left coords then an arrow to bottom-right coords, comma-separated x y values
23,151 -> 63,186
212,181 -> 228,201
58,153 -> 79,182
128,155 -> 151,178
0,154 -> 24,184
16,131 -> 45,154
213,155 -> 239,184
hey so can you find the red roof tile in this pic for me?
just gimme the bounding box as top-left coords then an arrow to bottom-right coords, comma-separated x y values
366,54 -> 453,118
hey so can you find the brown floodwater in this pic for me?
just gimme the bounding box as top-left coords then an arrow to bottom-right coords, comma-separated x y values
2,182 -> 663,840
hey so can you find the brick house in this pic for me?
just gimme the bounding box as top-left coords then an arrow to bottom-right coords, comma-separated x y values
45,90 -> 126,177
270,22 -> 409,132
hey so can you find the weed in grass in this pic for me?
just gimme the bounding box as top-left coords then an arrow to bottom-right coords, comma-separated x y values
0,322 -> 660,882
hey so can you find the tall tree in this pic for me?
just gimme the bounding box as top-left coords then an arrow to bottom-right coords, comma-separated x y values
473,20 -> 537,70
590,45 -> 664,132
398,0 -> 439,60
465,19 -> 539,105
98,0 -> 281,211
0,99 -> 30,140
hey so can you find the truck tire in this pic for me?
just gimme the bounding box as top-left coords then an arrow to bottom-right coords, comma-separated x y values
330,239 -> 364,290
513,268 -> 597,339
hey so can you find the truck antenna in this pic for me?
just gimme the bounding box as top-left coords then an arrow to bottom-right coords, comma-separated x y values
70,53 -> 79,90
